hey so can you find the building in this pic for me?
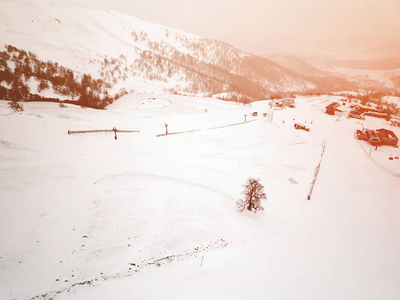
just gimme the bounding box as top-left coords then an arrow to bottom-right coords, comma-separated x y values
365,130 -> 381,146
294,123 -> 310,131
376,128 -> 399,147
269,98 -> 295,109
348,112 -> 365,120
325,102 -> 340,115
355,129 -> 381,146
363,111 -> 390,120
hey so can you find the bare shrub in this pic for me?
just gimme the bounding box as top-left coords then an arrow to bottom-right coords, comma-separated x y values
9,101 -> 24,112
237,178 -> 266,213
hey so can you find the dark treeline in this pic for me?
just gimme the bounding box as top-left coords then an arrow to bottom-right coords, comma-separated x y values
0,45 -> 117,109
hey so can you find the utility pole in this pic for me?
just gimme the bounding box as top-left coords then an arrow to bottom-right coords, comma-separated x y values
164,123 -> 168,135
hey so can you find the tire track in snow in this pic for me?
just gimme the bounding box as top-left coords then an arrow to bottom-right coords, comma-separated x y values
94,172 -> 236,201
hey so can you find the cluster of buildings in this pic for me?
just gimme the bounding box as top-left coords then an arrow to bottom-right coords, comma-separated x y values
355,128 -> 398,147
325,101 -> 399,147
325,101 -> 391,121
269,98 -> 295,109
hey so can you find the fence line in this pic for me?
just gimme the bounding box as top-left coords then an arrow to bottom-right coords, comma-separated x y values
355,137 -> 400,178
67,129 -> 139,134
307,140 -> 327,200
68,128 -> 140,140
156,119 -> 257,137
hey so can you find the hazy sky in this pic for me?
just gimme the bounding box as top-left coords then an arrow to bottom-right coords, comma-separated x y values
59,0 -> 400,58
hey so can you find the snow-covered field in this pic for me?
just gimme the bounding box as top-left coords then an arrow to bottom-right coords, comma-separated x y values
1,95 -> 400,300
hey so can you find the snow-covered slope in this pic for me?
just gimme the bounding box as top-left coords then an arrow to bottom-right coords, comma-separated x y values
0,0 -> 198,72
1,95 -> 400,299
0,0 -> 332,104
269,55 -> 328,77
268,54 -> 359,92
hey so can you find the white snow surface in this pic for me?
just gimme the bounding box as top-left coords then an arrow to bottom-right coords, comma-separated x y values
1,94 -> 400,299
0,0 -> 200,70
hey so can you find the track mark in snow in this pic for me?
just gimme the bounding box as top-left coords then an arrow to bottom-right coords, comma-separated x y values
276,164 -> 305,171
0,139 -> 33,151
286,135 -> 307,146
137,98 -> 171,108
95,172 -> 235,201
0,139 -> 21,150
29,239 -> 229,300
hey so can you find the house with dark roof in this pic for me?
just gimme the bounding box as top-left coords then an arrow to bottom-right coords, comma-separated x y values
363,111 -> 390,120
376,129 -> 399,147
365,130 -> 381,146
325,102 -> 340,115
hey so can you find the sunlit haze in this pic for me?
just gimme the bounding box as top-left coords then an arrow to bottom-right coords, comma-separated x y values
55,0 -> 400,59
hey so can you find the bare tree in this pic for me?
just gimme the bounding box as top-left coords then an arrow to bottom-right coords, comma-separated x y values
9,100 -> 24,112
237,178 -> 266,213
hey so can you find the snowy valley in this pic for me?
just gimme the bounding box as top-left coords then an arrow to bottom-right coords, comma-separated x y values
1,0 -> 400,299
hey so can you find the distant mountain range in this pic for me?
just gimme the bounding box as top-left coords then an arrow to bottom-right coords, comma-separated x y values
326,57 -> 400,71
0,0 -> 397,108
269,55 -> 328,77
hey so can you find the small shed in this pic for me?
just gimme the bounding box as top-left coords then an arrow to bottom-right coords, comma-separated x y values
376,128 -> 399,147
294,123 -> 310,131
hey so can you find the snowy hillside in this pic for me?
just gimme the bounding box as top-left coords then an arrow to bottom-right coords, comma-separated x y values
0,0 -> 359,106
269,55 -> 328,77
268,54 -> 357,93
1,94 -> 400,299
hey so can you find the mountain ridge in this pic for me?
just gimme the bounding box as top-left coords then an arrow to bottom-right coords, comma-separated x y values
0,0 -> 357,107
